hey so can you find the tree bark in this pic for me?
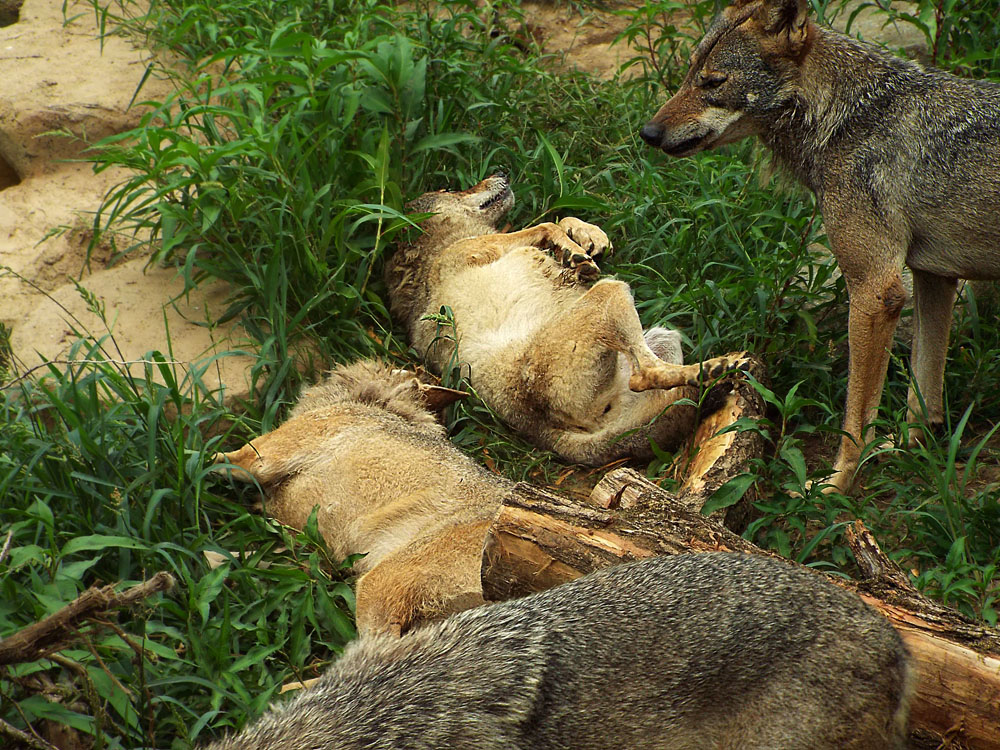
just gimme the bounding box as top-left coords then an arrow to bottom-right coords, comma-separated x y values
482,469 -> 1000,750
657,353 -> 768,533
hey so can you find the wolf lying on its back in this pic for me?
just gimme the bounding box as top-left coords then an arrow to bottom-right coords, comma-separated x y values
640,0 -> 1000,493
215,359 -> 511,636
203,552 -> 912,750
386,174 -> 747,466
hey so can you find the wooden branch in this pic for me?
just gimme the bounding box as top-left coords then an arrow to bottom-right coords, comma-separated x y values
593,353 -> 768,533
844,522 -> 1000,748
0,717 -> 59,750
482,474 -> 1000,750
0,572 -> 175,665
671,353 -> 767,533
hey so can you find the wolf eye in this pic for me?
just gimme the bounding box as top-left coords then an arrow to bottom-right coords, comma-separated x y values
698,74 -> 728,90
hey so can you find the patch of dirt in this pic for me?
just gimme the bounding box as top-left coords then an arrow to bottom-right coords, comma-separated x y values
0,0 -> 255,396
519,0 -> 636,80
519,0 -> 927,80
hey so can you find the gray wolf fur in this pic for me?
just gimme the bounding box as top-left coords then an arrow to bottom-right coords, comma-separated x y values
203,552 -> 912,750
385,174 -> 747,466
214,359 -> 510,636
640,0 -> 1000,493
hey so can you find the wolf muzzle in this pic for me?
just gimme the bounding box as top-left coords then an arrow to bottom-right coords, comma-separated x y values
639,122 -> 665,147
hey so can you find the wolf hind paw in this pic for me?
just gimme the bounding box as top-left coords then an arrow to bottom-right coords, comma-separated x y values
683,352 -> 752,387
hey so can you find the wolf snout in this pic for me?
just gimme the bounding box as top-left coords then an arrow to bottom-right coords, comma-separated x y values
639,122 -> 664,147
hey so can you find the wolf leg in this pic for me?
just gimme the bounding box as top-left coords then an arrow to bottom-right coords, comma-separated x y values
553,278 -> 673,378
628,353 -> 748,391
505,221 -> 606,278
446,220 -> 611,281
535,279 -> 747,390
519,280 -> 700,464
354,520 -> 489,637
557,216 -> 613,260
826,272 -> 907,493
907,270 -> 958,446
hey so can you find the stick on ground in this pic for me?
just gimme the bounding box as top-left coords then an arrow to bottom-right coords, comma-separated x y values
0,571 -> 175,666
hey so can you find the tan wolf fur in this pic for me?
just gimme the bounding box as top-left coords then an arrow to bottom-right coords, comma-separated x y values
640,0 -> 1000,493
385,174 -> 747,466
202,552 -> 912,750
214,359 -> 511,637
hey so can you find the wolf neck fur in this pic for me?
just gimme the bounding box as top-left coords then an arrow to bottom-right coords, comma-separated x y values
420,214 -> 495,250
761,24 -> 928,194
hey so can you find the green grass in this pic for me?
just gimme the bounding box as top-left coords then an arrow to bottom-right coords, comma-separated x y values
2,0 -> 999,746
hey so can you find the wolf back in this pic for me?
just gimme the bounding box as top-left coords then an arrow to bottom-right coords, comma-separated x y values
204,552 -> 912,750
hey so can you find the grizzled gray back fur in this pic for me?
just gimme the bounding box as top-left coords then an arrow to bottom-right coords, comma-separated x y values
204,552 -> 912,750
763,28 -> 1000,253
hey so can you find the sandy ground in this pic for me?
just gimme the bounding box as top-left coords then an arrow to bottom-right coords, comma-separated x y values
0,0 -> 925,399
0,0 -> 256,398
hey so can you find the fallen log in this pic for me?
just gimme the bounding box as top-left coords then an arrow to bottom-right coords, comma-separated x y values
663,352 -> 767,533
481,468 -> 1000,750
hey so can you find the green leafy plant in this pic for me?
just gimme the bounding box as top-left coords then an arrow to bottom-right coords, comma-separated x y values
1,337 -> 356,748
848,0 -> 1000,75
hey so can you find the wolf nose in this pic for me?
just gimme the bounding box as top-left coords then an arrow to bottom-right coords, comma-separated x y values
639,123 -> 663,147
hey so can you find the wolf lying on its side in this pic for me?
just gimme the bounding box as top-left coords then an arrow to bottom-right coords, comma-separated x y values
214,359 -> 511,637
641,0 -> 1000,493
386,174 -> 748,466
202,552 -> 912,750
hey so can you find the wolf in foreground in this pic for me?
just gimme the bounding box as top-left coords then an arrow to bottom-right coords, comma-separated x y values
640,0 -> 1000,494
214,359 -> 511,636
203,552 -> 912,750
385,174 -> 748,466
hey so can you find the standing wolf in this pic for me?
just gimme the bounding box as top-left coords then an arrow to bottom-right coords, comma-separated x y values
386,174 -> 747,466
203,552 -> 912,750
640,0 -> 1000,493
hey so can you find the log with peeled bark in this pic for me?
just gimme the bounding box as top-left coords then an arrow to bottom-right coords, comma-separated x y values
481,468 -> 1000,750
667,352 -> 767,534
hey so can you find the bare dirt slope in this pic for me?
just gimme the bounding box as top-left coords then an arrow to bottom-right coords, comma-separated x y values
1,0 -> 255,397
1,0 -> 924,398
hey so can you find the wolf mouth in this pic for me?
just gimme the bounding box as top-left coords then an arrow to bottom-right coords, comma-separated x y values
662,135 -> 709,156
479,183 -> 512,210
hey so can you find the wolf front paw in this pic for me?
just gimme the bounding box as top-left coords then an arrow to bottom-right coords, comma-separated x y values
558,217 -> 613,259
548,235 -> 601,281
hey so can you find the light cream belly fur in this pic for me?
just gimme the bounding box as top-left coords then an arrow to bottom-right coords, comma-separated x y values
415,248 -> 584,366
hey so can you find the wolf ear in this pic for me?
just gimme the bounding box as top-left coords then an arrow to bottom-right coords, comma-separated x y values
418,382 -> 468,412
756,0 -> 809,43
